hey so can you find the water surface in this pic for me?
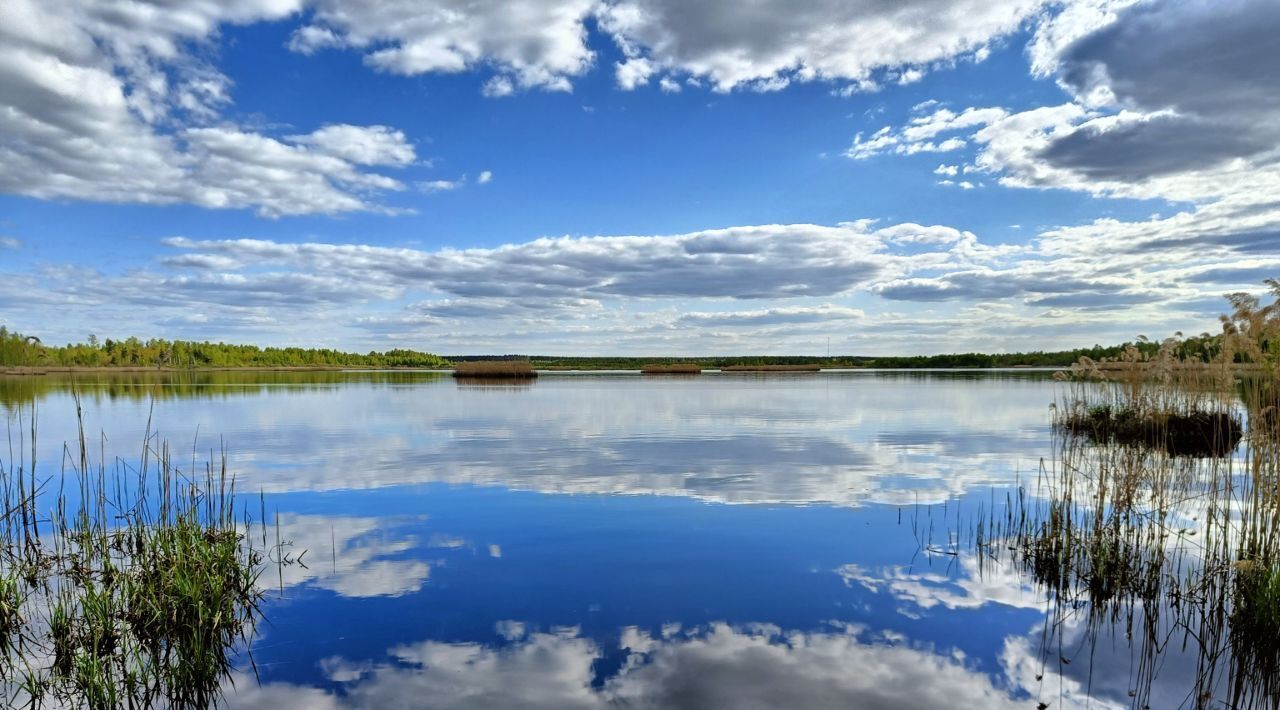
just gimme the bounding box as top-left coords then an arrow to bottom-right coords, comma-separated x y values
6,370 -> 1167,708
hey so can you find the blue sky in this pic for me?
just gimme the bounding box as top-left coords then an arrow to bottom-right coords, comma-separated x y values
1,0 -> 1276,354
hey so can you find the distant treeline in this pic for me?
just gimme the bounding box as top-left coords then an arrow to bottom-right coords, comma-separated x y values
856,343 -> 1167,369
0,329 -> 1230,372
0,328 -> 450,369
452,343 -> 1168,369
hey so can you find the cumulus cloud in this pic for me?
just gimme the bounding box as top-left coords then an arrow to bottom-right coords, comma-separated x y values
0,0 -> 415,216
289,0 -> 598,93
157,223 -> 905,303
280,0 -> 1053,96
292,124 -> 417,166
598,0 -> 1046,93
0,208 -> 1260,353
847,0 -> 1280,208
837,0 -> 1280,300
847,106 -> 1008,159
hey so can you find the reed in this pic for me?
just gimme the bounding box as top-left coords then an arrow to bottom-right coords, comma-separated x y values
720,364 -> 822,372
640,364 -> 702,374
0,400 -> 284,708
451,360 -> 538,378
908,282 -> 1280,707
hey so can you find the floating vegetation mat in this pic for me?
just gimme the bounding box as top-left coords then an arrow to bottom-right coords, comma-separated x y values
0,398 -> 286,709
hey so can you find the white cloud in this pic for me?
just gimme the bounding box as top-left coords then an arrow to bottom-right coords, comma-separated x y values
896,68 -> 925,85
477,170 -> 493,184
481,75 -> 516,97
614,57 -> 655,89
597,0 -> 1048,93
845,0 -> 1280,277
847,106 -> 1008,159
292,124 -> 417,166
0,0 -> 414,216
0,237 -> 20,250
419,178 -> 463,193
676,305 -> 865,327
155,222 -> 909,303
281,0 -> 1056,97
289,0 -> 598,94
0,207 -> 1260,354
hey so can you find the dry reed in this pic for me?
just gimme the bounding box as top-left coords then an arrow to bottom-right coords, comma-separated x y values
908,283 -> 1280,708
640,364 -> 702,374
451,361 -> 538,378
720,364 -> 822,372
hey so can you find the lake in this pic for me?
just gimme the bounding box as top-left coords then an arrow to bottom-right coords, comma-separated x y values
0,370 -> 1207,708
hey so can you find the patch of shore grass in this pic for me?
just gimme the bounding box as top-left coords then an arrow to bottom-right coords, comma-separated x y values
0,402 -> 283,708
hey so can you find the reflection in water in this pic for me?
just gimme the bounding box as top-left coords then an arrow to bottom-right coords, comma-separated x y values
838,556 -> 1041,613
228,622 -> 1044,710
266,515 -> 433,598
0,370 -> 450,409
7,370 -> 1149,708
453,377 -> 537,390
4,372 -> 1056,507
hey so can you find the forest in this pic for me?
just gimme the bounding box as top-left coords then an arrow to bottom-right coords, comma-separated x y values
0,329 -> 451,369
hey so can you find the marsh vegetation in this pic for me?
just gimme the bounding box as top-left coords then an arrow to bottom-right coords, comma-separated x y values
451,360 -> 538,378
640,364 -> 703,374
916,283 -> 1280,708
0,402 -> 282,708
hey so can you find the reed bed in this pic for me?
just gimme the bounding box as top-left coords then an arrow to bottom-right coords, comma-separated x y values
451,361 -> 538,378
720,364 -> 822,372
0,400 -> 284,709
910,285 -> 1280,707
640,364 -> 702,374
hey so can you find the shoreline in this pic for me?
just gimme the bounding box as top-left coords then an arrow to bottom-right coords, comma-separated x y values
0,365 -> 429,376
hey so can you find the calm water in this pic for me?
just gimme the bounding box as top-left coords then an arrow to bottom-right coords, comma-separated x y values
3,370 -> 1194,708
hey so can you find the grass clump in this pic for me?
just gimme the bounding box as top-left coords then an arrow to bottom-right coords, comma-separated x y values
0,399 -> 283,709
1059,402 -> 1242,457
1231,560 -> 1280,700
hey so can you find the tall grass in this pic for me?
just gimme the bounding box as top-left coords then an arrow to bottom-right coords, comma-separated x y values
914,283 -> 1280,707
0,399 -> 281,708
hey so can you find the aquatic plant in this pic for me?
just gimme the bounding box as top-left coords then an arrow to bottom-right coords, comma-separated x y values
451,360 -> 538,378
720,364 -> 822,372
912,281 -> 1280,708
0,401 -> 282,709
640,364 -> 702,374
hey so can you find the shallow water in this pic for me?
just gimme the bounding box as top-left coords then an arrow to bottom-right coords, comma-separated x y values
2,370 -> 1207,708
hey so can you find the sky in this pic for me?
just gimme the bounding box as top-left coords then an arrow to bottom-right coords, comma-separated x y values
0,0 -> 1276,356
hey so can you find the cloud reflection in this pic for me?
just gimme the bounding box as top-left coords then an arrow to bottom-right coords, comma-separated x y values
198,375 -> 1056,507
228,622 -> 1037,710
266,514 -> 431,598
